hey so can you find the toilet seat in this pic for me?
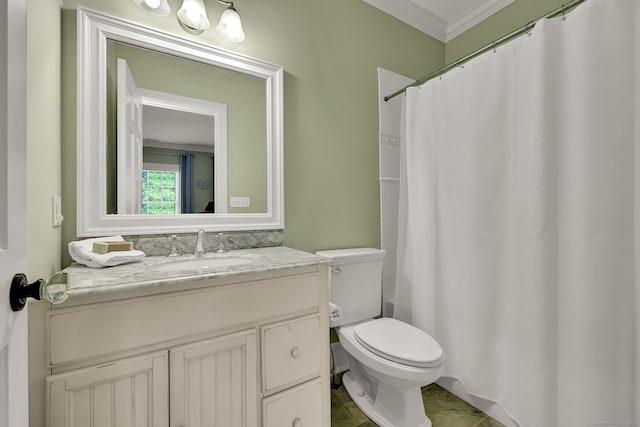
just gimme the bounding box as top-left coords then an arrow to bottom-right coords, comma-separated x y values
353,318 -> 443,368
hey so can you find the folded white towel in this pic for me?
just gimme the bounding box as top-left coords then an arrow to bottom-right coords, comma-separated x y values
68,236 -> 145,269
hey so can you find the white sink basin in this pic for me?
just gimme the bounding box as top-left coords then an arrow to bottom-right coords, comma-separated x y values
153,256 -> 254,272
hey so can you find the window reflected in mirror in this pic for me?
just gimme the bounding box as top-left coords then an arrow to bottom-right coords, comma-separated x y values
141,164 -> 179,215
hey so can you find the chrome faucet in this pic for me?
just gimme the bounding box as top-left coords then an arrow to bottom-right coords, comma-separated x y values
194,229 -> 206,256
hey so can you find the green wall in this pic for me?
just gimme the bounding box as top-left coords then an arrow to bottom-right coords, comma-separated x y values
60,0 -> 444,264
27,0 -> 61,277
61,8 -> 77,268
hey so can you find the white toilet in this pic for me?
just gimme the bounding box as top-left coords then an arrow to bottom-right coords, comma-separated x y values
316,248 -> 444,427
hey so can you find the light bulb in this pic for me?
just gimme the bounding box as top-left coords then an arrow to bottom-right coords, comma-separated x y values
185,8 -> 202,25
134,0 -> 171,16
216,7 -> 245,42
177,0 -> 210,33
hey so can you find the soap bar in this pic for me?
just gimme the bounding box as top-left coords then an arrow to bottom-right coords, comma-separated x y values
92,241 -> 133,254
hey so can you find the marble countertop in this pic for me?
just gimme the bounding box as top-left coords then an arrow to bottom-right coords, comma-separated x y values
63,246 -> 329,298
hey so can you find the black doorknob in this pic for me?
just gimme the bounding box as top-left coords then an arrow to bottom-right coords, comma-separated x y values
9,272 -> 68,311
10,274 -> 43,311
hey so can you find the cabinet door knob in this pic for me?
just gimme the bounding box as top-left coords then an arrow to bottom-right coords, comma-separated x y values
292,417 -> 303,427
290,347 -> 301,359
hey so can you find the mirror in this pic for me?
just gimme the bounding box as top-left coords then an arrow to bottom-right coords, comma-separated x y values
108,41 -> 267,216
77,8 -> 283,236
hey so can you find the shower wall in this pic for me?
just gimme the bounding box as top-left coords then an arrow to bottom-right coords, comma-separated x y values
377,68 -> 412,316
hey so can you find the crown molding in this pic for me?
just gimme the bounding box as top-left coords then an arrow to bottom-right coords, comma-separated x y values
446,0 -> 515,41
364,0 -> 447,41
364,0 -> 514,43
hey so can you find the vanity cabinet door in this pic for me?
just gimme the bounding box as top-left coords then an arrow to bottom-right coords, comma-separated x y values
47,351 -> 168,427
170,329 -> 258,427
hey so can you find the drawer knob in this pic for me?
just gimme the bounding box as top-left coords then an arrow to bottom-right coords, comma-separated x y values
292,417 -> 303,427
290,347 -> 301,359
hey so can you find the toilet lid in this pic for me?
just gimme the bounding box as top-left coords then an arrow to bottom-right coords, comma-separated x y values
353,318 -> 444,368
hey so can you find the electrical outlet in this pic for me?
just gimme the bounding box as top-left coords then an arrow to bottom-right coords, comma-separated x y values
230,196 -> 250,208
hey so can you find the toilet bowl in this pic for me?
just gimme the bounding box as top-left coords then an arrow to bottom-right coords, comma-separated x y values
316,248 -> 444,427
338,318 -> 443,427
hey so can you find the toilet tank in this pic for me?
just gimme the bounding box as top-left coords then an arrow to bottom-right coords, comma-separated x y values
316,248 -> 385,327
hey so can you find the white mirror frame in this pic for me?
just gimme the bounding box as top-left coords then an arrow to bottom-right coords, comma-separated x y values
76,8 -> 283,236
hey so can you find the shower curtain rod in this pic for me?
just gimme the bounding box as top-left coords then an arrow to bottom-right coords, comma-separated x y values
384,0 -> 586,102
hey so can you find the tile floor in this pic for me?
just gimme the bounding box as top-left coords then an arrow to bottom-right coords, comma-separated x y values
331,376 -> 505,427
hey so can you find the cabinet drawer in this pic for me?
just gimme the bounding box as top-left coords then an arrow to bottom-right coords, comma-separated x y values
262,315 -> 321,392
262,379 -> 323,427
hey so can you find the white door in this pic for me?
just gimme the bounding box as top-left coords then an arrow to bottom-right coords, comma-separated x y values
0,0 -> 29,426
117,58 -> 144,214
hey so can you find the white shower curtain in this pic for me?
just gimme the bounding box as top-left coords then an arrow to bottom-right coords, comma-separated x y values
394,1 -> 640,425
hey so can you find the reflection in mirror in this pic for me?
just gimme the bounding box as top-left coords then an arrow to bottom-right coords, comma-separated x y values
77,8 -> 284,236
113,55 -> 226,215
106,39 -> 267,216
141,107 -> 216,215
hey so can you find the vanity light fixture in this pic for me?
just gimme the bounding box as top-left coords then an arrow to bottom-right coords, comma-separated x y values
215,0 -> 245,43
133,0 -> 171,16
177,0 -> 211,34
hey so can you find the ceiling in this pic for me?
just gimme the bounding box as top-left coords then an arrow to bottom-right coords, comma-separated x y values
364,0 -> 515,42
143,105 -> 214,152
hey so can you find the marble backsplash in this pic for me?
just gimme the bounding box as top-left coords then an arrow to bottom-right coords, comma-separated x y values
125,230 -> 284,257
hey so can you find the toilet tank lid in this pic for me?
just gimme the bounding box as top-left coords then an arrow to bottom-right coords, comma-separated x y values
315,248 -> 385,264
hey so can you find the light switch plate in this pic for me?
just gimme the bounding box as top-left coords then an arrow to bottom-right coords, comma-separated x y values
52,195 -> 64,227
230,196 -> 250,208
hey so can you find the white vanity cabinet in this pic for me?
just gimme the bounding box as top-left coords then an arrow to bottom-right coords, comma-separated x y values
44,266 -> 329,427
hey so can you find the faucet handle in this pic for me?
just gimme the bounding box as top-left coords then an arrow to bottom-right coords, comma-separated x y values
194,229 -> 206,256
168,235 -> 179,257
216,232 -> 227,253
